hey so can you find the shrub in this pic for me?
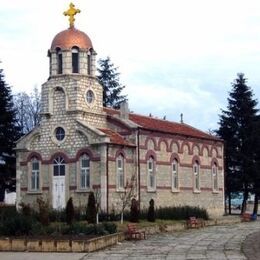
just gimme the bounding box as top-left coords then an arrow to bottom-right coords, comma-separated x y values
155,206 -> 209,220
86,192 -> 96,224
19,202 -> 32,216
0,214 -> 34,236
130,198 -> 139,223
49,209 -> 66,222
66,197 -> 75,225
147,199 -> 156,222
0,205 -> 17,222
103,222 -> 117,234
37,197 -> 50,226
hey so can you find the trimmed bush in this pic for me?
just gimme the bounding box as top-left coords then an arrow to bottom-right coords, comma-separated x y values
147,199 -> 156,222
0,214 -> 35,236
86,192 -> 96,224
130,198 -> 139,223
66,197 -> 75,225
155,206 -> 209,220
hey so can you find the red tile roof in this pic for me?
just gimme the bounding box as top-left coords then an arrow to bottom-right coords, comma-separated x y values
104,107 -> 221,141
98,128 -> 135,146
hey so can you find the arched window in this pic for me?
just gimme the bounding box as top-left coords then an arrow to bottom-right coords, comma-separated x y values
72,47 -> 79,73
31,157 -> 40,191
53,157 -> 65,176
172,159 -> 179,190
56,48 -> 63,74
193,161 -> 200,191
87,51 -> 91,75
117,155 -> 124,190
80,154 -> 90,189
148,156 -> 156,190
212,163 -> 218,191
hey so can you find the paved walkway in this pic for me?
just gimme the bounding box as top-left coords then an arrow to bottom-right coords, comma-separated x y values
83,221 -> 260,260
0,221 -> 259,260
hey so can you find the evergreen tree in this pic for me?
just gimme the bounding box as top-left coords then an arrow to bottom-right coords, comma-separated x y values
147,199 -> 155,222
97,57 -> 127,108
65,197 -> 75,225
86,192 -> 96,224
130,198 -> 139,223
0,68 -> 21,201
217,73 -> 259,214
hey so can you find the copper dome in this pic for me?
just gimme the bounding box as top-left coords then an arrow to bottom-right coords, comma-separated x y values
51,27 -> 93,50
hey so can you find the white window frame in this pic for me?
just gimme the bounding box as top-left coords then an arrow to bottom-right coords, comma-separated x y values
147,156 -> 156,191
116,155 -> 124,191
80,154 -> 90,189
193,161 -> 200,191
30,158 -> 40,191
172,159 -> 179,191
212,163 -> 218,192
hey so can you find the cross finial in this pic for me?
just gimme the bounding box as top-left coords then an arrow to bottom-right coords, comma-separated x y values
180,113 -> 184,123
63,3 -> 81,28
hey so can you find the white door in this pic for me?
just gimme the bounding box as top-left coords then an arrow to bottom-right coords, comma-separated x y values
52,176 -> 65,209
52,156 -> 66,209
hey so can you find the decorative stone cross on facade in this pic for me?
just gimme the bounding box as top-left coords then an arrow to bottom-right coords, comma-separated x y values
63,3 -> 81,28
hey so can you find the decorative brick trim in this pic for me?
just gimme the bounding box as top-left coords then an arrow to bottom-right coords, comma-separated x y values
42,187 -> 49,191
21,187 -> 28,191
169,139 -> 181,153
191,143 -> 201,156
108,185 -> 116,189
180,141 -> 192,155
170,153 -> 180,163
201,144 -> 210,156
192,155 -> 201,165
143,136 -> 158,150
145,150 -> 157,161
69,186 -> 77,191
26,152 -> 43,163
115,149 -> 126,159
92,184 -> 101,189
180,187 -> 193,191
158,138 -> 170,152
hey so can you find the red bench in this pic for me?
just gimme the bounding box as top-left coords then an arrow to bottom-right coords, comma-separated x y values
126,223 -> 146,240
186,217 -> 205,229
241,213 -> 251,222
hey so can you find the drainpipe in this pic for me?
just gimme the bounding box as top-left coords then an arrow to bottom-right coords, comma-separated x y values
137,128 -> 141,206
106,144 -> 109,214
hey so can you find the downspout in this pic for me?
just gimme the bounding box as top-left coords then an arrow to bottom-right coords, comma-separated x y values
137,128 -> 141,206
106,144 -> 109,214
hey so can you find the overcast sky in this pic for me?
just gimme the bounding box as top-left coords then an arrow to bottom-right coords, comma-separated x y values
1,0 -> 260,131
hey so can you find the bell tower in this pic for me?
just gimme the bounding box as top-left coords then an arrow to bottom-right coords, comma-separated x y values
41,3 -> 106,128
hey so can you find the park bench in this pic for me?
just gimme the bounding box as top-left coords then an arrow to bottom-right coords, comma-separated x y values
126,223 -> 146,240
186,217 -> 205,229
241,213 -> 254,222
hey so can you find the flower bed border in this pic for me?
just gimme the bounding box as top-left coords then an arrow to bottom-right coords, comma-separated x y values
0,216 -> 241,252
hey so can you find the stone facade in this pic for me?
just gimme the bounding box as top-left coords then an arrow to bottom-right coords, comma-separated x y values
16,21 -> 224,218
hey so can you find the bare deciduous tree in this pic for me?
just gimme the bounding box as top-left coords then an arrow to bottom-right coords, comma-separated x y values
118,174 -> 137,224
14,86 -> 41,134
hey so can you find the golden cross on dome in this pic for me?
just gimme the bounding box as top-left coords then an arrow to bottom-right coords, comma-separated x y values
63,3 -> 81,28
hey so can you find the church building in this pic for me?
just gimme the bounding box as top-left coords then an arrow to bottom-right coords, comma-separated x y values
16,4 -> 225,217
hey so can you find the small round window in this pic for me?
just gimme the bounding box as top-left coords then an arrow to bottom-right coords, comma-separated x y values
86,90 -> 94,104
55,127 -> 65,141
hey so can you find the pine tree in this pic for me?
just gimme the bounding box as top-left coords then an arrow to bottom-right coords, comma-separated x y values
0,68 -> 21,201
217,73 -> 259,214
97,57 -> 127,108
